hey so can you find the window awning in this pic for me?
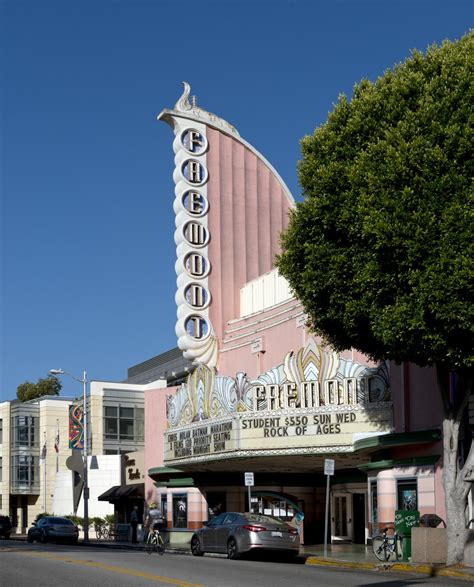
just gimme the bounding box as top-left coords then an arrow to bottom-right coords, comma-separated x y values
98,483 -> 144,502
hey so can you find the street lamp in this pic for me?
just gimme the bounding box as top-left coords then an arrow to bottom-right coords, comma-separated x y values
49,368 -> 89,542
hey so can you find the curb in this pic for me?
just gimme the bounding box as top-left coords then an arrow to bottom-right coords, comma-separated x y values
305,557 -> 378,571
304,556 -> 474,582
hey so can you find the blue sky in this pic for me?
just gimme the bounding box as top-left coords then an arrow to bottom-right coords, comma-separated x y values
1,0 -> 471,401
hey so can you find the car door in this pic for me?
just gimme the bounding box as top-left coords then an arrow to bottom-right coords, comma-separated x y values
33,518 -> 46,540
202,513 -> 226,551
214,513 -> 238,553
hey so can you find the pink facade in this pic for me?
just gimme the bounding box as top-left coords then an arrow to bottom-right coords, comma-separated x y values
144,386 -> 175,520
145,84 -> 451,547
206,127 -> 293,341
219,297 -> 379,379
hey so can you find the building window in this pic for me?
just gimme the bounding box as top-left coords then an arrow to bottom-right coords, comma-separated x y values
11,455 -> 39,492
397,479 -> 418,510
119,407 -> 134,440
104,406 -> 144,442
0,419 -> 3,444
11,416 -> 37,448
0,456 -> 2,482
370,481 -> 378,525
173,494 -> 187,528
104,407 -> 118,439
161,495 -> 168,524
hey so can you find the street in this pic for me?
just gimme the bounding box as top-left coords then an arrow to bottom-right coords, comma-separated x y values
0,540 -> 468,587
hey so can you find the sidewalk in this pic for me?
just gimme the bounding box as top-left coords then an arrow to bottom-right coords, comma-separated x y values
10,534 -> 474,582
301,543 -> 474,582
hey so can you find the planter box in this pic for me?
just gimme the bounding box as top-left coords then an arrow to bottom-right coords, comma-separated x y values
161,528 -> 193,549
464,529 -> 474,567
411,527 -> 447,564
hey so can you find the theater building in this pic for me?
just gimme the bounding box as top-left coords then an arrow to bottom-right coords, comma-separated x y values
144,83 -> 450,545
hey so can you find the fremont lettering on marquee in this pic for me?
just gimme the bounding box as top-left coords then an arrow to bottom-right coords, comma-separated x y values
184,222 -> 208,247
184,252 -> 208,278
182,191 -> 208,216
182,159 -> 207,185
185,283 -> 209,308
172,122 -> 213,347
181,129 -> 207,154
252,379 -> 359,411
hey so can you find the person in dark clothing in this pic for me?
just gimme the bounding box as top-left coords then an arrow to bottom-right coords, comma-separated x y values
130,506 -> 139,543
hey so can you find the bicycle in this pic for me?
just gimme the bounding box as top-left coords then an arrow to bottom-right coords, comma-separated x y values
145,527 -> 165,555
372,527 -> 402,562
95,524 -> 110,540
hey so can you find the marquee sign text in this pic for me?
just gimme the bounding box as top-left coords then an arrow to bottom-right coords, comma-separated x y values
164,405 -> 392,463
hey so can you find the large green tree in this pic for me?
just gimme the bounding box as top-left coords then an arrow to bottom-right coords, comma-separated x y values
277,32 -> 473,564
17,375 -> 62,402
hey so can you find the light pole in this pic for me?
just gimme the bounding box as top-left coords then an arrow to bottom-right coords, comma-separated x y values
49,368 -> 89,542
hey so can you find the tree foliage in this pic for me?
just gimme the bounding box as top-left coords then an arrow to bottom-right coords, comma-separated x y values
277,32 -> 473,373
16,376 -> 62,402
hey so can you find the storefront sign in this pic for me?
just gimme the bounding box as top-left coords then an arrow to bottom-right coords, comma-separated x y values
166,420 -> 235,459
124,451 -> 144,484
251,378 -> 360,410
162,83 -> 219,368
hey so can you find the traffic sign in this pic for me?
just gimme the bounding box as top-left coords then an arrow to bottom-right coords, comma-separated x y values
324,459 -> 335,476
323,459 -> 335,557
244,472 -> 254,486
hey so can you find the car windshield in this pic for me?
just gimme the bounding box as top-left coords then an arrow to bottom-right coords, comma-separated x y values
46,517 -> 74,525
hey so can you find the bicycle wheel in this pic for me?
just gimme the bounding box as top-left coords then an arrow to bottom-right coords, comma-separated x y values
95,527 -> 103,540
102,526 -> 110,540
157,533 -> 165,555
372,536 -> 389,561
146,533 -> 158,554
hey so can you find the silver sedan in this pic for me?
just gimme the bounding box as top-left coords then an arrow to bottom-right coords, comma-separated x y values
190,512 -> 300,559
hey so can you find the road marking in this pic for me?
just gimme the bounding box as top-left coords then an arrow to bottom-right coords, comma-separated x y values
1,549 -> 203,586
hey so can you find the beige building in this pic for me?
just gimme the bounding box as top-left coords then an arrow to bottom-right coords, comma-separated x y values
0,380 -> 145,532
0,396 -> 72,530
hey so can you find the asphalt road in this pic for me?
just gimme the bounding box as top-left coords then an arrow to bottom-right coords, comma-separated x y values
0,540 -> 468,587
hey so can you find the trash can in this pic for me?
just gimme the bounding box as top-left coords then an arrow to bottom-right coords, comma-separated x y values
395,510 -> 420,561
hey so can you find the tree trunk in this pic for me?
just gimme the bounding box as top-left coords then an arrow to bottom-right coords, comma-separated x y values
443,417 -> 468,565
439,365 -> 474,566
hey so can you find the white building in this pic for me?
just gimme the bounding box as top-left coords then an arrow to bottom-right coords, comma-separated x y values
0,380 -> 145,532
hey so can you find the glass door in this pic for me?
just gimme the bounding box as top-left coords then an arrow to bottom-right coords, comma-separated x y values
332,493 -> 352,541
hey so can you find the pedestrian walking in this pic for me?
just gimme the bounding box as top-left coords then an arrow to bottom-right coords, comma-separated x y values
130,505 -> 139,543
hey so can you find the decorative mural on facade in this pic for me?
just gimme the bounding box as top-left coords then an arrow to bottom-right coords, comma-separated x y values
68,404 -> 84,449
164,338 -> 392,464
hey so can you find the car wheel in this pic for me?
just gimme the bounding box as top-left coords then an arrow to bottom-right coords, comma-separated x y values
40,531 -> 47,544
227,537 -> 240,560
27,534 -> 33,543
191,535 -> 204,557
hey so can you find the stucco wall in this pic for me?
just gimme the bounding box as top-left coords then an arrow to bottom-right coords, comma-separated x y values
144,385 -> 176,504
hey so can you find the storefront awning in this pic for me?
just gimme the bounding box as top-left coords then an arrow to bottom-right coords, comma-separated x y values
98,483 -> 144,502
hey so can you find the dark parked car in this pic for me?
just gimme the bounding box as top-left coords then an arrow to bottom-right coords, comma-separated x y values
190,512 -> 300,559
27,516 -> 79,544
0,515 -> 12,539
